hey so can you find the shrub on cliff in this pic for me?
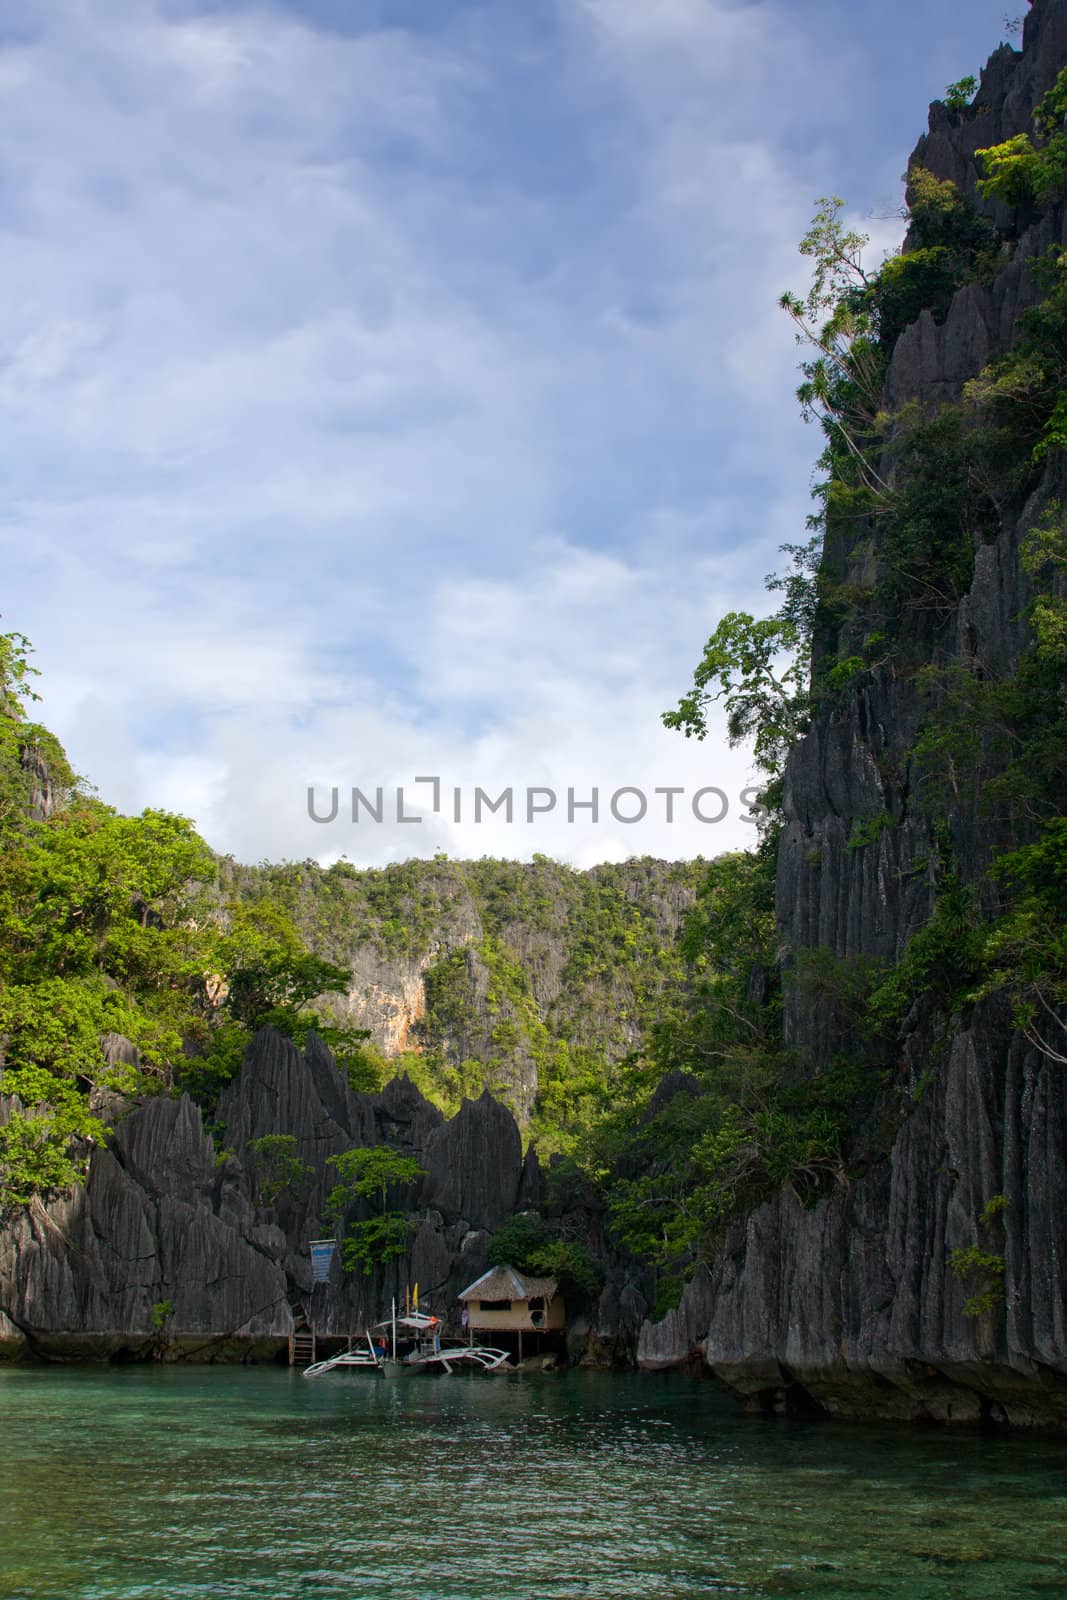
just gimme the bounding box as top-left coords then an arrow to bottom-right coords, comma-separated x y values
978,66 -> 1067,207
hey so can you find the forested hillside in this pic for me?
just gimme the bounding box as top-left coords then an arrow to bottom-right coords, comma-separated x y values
230,853 -> 699,1144
0,636 -> 355,1208
0,635 -> 713,1363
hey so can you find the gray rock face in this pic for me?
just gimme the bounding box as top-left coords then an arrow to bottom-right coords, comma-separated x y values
689,1010 -> 1067,1426
0,1030 -> 534,1359
638,1009 -> 1067,1423
585,1268 -> 651,1366
19,740 -> 62,822
637,1267 -> 715,1373
636,4 -> 1067,1425
423,1091 -> 523,1232
0,1091 -> 289,1361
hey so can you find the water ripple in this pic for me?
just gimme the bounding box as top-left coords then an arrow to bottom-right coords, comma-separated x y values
1,1367 -> 1067,1599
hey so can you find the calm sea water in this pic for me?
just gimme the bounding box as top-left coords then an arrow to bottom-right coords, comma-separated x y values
1,1365 -> 1067,1600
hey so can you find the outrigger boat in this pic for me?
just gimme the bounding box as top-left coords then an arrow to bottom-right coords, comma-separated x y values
391,1312 -> 513,1373
301,1330 -> 383,1378
302,1308 -> 513,1377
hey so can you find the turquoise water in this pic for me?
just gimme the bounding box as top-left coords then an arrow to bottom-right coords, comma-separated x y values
2,1367 -> 1067,1599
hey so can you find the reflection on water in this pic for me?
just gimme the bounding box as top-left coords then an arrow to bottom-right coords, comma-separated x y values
1,1365 -> 1066,1599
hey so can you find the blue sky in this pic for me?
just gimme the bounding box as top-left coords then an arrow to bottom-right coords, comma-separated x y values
3,0 -> 1015,865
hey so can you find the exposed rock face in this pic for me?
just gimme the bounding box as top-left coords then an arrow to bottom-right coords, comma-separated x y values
342,956 -> 430,1056
0,1090 -> 289,1361
0,1030 -> 535,1361
638,0 -> 1067,1425
19,740 -> 62,822
326,869 -> 483,1055
583,1268 -> 651,1367
681,1005 -> 1066,1427
423,1092 -> 523,1233
637,1268 -> 715,1374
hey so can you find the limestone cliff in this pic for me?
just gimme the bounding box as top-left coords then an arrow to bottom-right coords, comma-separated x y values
0,1085 -> 289,1360
638,0 -> 1067,1426
0,1029 -> 543,1359
4,10 -> 1065,1417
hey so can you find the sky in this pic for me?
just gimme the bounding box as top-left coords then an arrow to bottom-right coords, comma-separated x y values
2,0 -> 1018,868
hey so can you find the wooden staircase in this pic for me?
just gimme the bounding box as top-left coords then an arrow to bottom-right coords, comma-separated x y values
289,1307 -> 316,1368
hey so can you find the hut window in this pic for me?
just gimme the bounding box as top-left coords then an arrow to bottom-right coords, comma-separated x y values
478,1299 -> 511,1312
528,1296 -> 545,1310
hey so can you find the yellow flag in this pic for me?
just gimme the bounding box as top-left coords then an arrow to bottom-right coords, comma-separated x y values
413,1282 -> 419,1310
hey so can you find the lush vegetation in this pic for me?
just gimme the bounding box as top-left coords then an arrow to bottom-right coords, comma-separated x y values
942,76 -> 977,115
485,1212 -> 601,1297
664,169 -> 1016,777
3,80 -> 1064,1325
0,636 -> 354,1209
0,619 -> 844,1291
325,1146 -> 427,1275
977,66 -> 1067,209
0,652 -> 707,1245
245,1134 -> 314,1207
573,845 -> 865,1294
949,1198 -> 1010,1318
233,851 -> 703,1153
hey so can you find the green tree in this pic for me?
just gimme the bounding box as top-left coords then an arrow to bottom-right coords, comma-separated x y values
325,1144 -> 427,1275
0,802 -> 216,988
486,1213 -> 600,1298
246,1134 -> 313,1206
942,75 -> 977,113
984,819 -> 1067,1063
0,631 -> 40,719
0,628 -> 364,1203
341,1213 -> 412,1275
778,198 -> 886,492
0,632 -> 74,838
218,902 -> 352,1029
0,1100 -> 105,1210
662,610 -> 811,775
949,1245 -> 1006,1318
486,1211 -> 551,1267
325,1145 -> 426,1218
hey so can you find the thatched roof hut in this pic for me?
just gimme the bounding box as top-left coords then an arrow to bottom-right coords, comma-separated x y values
458,1265 -> 565,1334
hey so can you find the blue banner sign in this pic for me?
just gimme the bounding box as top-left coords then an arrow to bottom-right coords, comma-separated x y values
310,1238 -> 337,1284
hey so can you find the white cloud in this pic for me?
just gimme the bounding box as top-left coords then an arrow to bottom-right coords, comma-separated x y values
3,0 -> 911,870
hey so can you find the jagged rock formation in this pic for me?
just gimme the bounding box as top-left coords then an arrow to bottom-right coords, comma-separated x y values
637,0 -> 1067,1426
693,1003 -> 1067,1425
225,1030 -> 546,1335
0,1088 -> 289,1360
19,741 -> 61,823
637,1266 -> 715,1374
0,1029 -> 542,1360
